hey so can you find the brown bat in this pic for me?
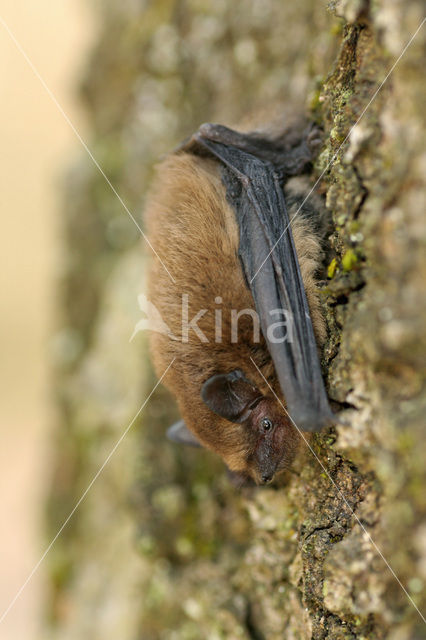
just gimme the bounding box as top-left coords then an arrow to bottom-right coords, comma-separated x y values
144,120 -> 335,485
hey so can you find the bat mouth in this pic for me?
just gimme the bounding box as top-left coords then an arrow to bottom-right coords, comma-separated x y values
255,459 -> 293,485
254,465 -> 282,486
253,456 -> 280,485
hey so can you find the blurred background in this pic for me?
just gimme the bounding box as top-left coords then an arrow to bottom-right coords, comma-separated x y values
0,2 -> 94,638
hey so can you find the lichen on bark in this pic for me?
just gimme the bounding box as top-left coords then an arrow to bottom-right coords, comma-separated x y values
47,1 -> 425,638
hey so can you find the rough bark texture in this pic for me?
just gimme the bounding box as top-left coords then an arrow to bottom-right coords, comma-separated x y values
47,1 -> 425,639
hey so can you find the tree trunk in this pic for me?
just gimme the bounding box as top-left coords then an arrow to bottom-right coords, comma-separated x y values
48,1 -> 425,638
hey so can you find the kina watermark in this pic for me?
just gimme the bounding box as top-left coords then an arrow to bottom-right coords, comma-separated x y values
130,293 -> 294,344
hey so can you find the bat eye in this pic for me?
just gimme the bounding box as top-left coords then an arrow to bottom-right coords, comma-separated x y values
260,417 -> 273,433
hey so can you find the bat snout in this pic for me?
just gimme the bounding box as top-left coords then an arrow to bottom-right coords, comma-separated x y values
255,442 -> 279,485
260,472 -> 274,485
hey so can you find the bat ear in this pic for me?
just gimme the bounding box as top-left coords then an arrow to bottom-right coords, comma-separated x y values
167,420 -> 202,448
201,369 -> 263,423
226,469 -> 256,488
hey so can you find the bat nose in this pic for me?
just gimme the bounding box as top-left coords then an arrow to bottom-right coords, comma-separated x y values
261,473 -> 273,484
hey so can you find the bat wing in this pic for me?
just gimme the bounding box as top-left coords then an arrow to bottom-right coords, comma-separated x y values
179,124 -> 335,432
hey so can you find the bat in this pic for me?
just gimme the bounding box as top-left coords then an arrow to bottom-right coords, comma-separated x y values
144,119 -> 336,485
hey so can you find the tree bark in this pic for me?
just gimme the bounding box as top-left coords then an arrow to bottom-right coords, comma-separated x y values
48,1 -> 425,638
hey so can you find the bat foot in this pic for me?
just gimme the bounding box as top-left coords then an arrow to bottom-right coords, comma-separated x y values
272,123 -> 324,178
305,124 -> 323,159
